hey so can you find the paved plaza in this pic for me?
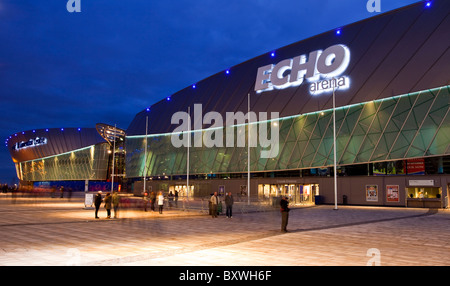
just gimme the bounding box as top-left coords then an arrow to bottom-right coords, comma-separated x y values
0,193 -> 449,266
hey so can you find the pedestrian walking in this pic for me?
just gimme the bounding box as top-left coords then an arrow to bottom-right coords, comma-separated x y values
210,192 -> 219,218
112,191 -> 120,218
104,192 -> 112,218
67,187 -> 73,201
150,191 -> 156,211
208,195 -> 212,216
157,191 -> 164,214
280,196 -> 290,232
94,191 -> 103,219
143,191 -> 149,212
174,190 -> 179,207
168,191 -> 174,209
225,192 -> 234,218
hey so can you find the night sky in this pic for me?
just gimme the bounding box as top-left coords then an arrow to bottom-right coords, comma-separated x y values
0,0 -> 419,184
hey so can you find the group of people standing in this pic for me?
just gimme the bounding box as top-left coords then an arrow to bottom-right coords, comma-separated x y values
143,190 -> 177,214
93,190 -> 168,219
92,189 -> 291,232
210,192 -> 291,232
210,192 -> 234,218
94,191 -> 120,219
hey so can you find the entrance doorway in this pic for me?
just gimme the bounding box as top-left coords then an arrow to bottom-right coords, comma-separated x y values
257,183 -> 316,205
169,184 -> 194,199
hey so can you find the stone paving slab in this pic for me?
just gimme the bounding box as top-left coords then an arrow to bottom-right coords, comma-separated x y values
0,193 -> 449,266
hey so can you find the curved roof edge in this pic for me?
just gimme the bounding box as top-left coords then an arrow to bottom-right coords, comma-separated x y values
7,127 -> 106,163
125,0 -> 449,136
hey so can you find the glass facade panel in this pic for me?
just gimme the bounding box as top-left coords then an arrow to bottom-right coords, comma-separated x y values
18,143 -> 110,181
125,86 -> 450,178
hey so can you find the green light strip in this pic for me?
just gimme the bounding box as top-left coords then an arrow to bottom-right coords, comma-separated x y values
127,85 -> 448,140
21,145 -> 96,164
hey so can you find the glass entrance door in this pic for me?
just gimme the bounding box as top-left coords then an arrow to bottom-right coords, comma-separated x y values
169,184 -> 194,199
257,183 -> 315,205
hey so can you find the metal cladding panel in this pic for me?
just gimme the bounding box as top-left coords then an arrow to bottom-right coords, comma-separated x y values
8,128 -> 106,163
350,4 -> 449,104
126,0 -> 450,137
396,15 -> 450,92
417,48 -> 450,89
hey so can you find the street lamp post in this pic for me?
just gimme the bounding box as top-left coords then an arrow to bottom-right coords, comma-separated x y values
187,106 -> 190,201
247,93 -> 251,205
333,87 -> 338,210
143,116 -> 148,195
111,124 -> 116,193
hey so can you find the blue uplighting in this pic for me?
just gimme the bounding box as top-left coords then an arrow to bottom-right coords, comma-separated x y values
61,128 -> 64,131
77,128 -> 81,131
146,107 -> 150,112
45,129 -> 49,132
166,97 -> 171,101
192,84 -> 196,89
336,29 -> 342,35
270,51 -> 275,57
425,1 -> 431,7
225,69 -> 230,75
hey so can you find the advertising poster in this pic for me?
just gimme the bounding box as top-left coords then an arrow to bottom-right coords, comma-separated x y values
366,185 -> 378,202
219,185 -> 225,196
373,162 -> 386,176
240,185 -> 247,196
386,185 -> 399,202
387,161 -> 405,175
407,158 -> 425,175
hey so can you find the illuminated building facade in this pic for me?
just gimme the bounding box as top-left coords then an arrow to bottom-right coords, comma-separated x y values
7,125 -> 125,192
7,0 -> 450,207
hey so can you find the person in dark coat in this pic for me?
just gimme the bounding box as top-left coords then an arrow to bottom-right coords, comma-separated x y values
94,191 -> 103,219
104,192 -> 112,218
280,196 -> 290,232
150,191 -> 156,211
112,192 -> 120,218
174,190 -> 179,207
225,192 -> 234,218
168,191 -> 174,209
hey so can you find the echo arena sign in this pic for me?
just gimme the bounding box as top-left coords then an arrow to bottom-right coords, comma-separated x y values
255,44 -> 351,95
12,137 -> 48,151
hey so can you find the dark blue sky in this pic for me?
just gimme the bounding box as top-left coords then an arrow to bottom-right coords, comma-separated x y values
0,0 -> 419,184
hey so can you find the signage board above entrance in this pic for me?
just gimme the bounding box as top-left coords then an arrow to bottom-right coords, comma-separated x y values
254,44 -> 351,95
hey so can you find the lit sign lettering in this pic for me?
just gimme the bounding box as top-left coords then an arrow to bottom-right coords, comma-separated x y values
12,137 -> 47,151
255,44 -> 351,95
309,76 -> 350,95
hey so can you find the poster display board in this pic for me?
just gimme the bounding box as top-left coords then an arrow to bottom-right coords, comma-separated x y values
84,193 -> 94,209
386,185 -> 399,202
366,185 -> 378,202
